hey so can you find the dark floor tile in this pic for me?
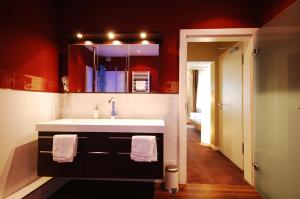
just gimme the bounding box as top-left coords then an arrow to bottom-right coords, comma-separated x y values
49,180 -> 155,199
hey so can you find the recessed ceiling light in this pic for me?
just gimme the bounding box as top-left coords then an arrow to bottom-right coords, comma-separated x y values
108,32 -> 115,39
141,40 -> 149,45
76,33 -> 83,39
112,40 -> 121,45
84,40 -> 93,45
140,32 -> 147,39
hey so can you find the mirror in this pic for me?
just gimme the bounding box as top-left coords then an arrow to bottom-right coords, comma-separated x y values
68,43 -> 159,93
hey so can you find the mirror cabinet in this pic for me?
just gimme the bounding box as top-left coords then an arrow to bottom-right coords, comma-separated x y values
68,43 -> 159,93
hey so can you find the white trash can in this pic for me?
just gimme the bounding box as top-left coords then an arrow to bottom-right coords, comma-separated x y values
165,164 -> 179,193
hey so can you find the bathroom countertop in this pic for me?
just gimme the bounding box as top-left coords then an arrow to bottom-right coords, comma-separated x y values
36,118 -> 165,133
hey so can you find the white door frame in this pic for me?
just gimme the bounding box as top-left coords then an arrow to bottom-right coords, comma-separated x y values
179,28 -> 258,184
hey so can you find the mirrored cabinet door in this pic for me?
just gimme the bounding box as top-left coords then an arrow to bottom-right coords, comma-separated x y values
68,43 -> 159,93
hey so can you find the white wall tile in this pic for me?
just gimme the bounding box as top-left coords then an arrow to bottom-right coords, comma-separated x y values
0,89 -> 60,198
164,137 -> 178,161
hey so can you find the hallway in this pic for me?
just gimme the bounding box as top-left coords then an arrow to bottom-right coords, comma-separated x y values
187,125 -> 249,185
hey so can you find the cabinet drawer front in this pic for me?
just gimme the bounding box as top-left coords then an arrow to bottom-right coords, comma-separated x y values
87,134 -> 112,147
86,152 -> 114,178
37,152 -> 84,177
115,153 -> 163,179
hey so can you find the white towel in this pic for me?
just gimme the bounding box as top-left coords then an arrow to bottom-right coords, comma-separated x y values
52,134 -> 78,163
130,136 -> 157,162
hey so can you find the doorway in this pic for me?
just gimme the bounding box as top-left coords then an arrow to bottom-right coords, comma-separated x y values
179,28 -> 258,185
186,41 -> 246,184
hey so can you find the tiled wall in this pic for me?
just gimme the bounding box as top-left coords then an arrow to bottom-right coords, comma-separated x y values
0,89 -> 61,198
61,93 -> 179,168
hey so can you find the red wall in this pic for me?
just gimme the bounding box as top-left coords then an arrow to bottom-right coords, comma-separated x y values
0,0 -> 58,92
1,0 -> 296,93
258,0 -> 298,25
58,0 -> 260,93
68,46 -> 94,92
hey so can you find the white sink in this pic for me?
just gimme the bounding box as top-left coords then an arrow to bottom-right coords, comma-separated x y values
36,118 -> 165,133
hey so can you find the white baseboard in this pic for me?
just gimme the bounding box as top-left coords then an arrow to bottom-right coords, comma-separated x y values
5,177 -> 52,199
199,143 -> 219,151
5,177 -> 68,199
209,144 -> 219,151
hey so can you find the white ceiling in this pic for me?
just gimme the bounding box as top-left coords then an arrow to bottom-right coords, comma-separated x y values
85,44 -> 159,57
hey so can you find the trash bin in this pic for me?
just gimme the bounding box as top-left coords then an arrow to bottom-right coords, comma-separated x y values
165,164 -> 179,193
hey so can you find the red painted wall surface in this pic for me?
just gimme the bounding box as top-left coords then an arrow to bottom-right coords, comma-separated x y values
258,0 -> 298,25
0,0 -> 58,92
68,46 -> 94,92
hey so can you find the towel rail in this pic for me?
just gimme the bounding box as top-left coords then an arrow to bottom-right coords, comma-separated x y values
88,152 -> 109,155
38,136 -> 87,139
109,137 -> 131,140
109,136 -> 159,140
117,152 -> 159,155
39,150 -> 80,154
117,152 -> 131,155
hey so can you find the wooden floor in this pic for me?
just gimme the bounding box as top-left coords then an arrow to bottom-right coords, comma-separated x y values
45,180 -> 262,199
155,183 -> 262,199
187,125 -> 249,185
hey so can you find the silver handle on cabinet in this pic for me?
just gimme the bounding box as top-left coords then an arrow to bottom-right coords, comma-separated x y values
117,152 -> 131,155
39,150 -> 52,154
117,152 -> 159,155
88,152 -> 109,155
39,151 -> 80,154
38,136 -> 87,139
109,137 -> 132,140
109,136 -> 160,140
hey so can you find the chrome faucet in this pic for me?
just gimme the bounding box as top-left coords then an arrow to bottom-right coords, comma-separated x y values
108,97 -> 117,119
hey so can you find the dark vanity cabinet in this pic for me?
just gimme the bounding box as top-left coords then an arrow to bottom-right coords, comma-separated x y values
37,132 -> 164,179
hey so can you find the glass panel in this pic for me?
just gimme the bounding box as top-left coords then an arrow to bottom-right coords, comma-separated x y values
254,2 -> 300,199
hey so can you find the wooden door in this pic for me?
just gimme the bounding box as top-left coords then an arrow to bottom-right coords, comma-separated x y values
219,42 -> 244,169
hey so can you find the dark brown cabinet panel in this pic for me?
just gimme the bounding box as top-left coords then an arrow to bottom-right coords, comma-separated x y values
86,152 -> 114,178
38,152 -> 85,177
37,132 -> 163,180
115,153 -> 163,179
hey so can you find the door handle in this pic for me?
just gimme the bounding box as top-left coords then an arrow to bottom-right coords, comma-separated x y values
252,163 -> 259,171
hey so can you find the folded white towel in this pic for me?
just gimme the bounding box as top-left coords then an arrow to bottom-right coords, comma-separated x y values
130,136 -> 157,162
52,134 -> 78,163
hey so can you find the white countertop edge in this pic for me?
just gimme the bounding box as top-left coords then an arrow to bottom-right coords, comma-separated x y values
36,118 -> 165,133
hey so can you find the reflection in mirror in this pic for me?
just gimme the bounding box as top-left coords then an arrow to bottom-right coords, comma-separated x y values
68,44 -> 159,93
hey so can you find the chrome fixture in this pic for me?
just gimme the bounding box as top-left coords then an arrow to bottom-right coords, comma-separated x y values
61,76 -> 69,92
108,97 -> 117,119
